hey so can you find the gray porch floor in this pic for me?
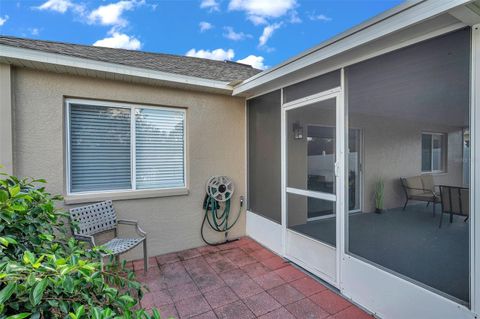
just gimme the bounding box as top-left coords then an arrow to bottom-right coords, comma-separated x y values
290,204 -> 469,303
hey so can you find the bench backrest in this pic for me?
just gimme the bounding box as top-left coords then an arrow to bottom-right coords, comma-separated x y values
69,200 -> 117,236
439,185 -> 469,216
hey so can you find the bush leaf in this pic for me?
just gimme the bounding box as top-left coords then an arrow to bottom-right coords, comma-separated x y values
0,282 -> 16,304
0,189 -> 8,202
30,279 -> 48,306
6,313 -> 31,319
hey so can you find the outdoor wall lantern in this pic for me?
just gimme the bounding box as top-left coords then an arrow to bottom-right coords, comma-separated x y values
293,121 -> 304,140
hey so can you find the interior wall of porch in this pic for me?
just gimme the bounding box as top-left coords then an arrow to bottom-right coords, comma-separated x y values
286,107 -> 465,227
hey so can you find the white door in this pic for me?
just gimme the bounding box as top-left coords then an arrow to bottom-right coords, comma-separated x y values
282,89 -> 344,287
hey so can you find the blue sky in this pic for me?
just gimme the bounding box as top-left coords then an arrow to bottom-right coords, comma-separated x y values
0,0 -> 403,69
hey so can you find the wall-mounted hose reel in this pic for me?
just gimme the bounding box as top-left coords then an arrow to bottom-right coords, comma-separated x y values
201,176 -> 243,246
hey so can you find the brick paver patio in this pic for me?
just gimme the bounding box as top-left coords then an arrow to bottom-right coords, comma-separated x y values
129,237 -> 373,319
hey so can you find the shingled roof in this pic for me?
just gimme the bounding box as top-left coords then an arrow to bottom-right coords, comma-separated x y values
0,36 -> 262,83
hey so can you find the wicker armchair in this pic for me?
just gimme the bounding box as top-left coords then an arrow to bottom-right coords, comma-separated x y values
69,200 -> 148,272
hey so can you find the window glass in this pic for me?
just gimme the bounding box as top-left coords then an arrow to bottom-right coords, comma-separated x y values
432,134 -> 444,171
69,104 -> 131,193
421,134 -> 432,172
68,102 -> 185,194
421,133 -> 446,173
136,108 -> 185,189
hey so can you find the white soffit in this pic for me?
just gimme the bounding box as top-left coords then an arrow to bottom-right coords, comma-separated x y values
233,0 -> 473,97
0,45 -> 234,95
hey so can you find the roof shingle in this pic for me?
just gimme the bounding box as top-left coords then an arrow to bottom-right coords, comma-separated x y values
0,36 -> 262,83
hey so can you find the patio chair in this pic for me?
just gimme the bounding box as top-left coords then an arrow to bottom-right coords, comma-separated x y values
400,174 -> 439,216
69,200 -> 148,272
438,185 -> 469,228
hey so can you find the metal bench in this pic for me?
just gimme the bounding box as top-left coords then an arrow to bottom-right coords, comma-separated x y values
438,185 -> 469,228
69,200 -> 148,272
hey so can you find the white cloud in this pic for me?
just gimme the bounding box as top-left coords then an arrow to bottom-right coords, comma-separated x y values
0,15 -> 9,26
88,0 -> 142,27
199,21 -> 213,32
259,22 -> 282,47
228,0 -> 296,23
30,28 -> 40,35
237,55 -> 266,70
93,31 -> 142,50
247,15 -> 267,25
186,48 -> 235,61
309,13 -> 332,22
200,0 -> 220,12
37,0 -> 72,13
223,26 -> 250,41
289,10 -> 302,24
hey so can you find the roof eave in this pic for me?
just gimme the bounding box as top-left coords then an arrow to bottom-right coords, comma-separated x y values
233,0 -> 473,96
0,45 -> 234,94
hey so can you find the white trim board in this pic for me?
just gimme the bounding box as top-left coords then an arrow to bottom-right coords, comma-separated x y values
0,45 -> 233,94
341,255 -> 475,319
471,23 -> 480,316
285,229 -> 337,287
245,211 -> 283,256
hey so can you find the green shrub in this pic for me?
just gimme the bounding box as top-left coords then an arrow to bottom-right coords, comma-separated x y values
0,173 -> 162,319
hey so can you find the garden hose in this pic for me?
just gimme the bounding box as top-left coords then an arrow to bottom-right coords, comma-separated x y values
201,176 -> 243,246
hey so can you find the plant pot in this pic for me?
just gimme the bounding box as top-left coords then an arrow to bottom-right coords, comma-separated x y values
375,208 -> 384,214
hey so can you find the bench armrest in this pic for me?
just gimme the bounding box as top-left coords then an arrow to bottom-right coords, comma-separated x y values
403,186 -> 437,197
117,219 -> 146,237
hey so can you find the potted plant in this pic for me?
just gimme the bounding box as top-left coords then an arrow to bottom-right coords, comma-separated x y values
374,178 -> 385,214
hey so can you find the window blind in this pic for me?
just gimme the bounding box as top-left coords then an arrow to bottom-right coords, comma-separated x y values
135,108 -> 185,189
69,104 -> 131,193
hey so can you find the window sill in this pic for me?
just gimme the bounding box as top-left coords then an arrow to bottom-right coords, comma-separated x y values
64,188 -> 189,205
421,171 -> 447,176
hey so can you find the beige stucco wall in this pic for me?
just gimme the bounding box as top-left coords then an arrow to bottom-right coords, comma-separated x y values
353,112 -> 465,213
11,67 -> 246,260
0,64 -> 13,174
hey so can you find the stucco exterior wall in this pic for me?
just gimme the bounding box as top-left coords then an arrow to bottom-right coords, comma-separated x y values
0,64 -> 13,174
11,67 -> 246,260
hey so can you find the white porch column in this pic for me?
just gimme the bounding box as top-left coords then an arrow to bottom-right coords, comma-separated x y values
0,64 -> 13,175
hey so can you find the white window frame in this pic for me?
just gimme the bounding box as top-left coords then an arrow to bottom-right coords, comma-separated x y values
65,98 -> 187,201
421,132 -> 447,174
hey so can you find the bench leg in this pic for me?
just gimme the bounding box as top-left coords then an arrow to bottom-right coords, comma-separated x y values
143,239 -> 148,273
403,199 -> 408,211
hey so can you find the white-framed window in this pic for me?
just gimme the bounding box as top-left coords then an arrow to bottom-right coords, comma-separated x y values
66,99 -> 186,195
421,132 -> 447,173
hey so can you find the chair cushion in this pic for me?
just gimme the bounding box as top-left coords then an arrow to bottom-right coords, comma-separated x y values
102,237 -> 144,256
410,193 -> 436,202
405,176 -> 424,195
421,174 -> 435,193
